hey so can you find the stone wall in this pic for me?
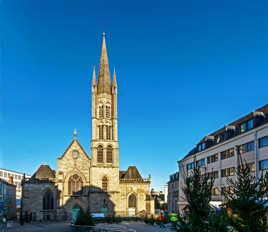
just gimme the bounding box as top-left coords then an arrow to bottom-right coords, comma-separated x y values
118,181 -> 152,216
22,182 -> 58,221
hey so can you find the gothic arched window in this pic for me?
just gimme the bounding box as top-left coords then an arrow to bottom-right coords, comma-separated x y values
68,174 -> 83,195
128,194 -> 136,208
107,145 -> 113,163
43,189 -> 54,210
102,176 -> 108,191
105,105 -> 110,118
97,145 -> 104,163
99,105 -> 104,118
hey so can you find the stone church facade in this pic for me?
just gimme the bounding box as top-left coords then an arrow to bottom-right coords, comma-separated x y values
22,34 -> 154,221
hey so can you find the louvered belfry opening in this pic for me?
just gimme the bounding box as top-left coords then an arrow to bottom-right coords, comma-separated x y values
107,145 -> 113,163
97,145 -> 104,163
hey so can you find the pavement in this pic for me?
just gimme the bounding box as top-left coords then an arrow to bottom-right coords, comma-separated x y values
95,221 -> 175,232
3,221 -> 70,232
2,221 -> 175,232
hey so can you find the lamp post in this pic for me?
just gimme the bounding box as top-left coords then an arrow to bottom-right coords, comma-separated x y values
19,174 -> 25,226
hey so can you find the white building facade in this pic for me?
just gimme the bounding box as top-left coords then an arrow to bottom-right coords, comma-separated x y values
0,169 -> 31,200
178,104 -> 268,213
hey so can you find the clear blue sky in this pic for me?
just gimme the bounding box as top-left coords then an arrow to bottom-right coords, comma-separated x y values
1,0 -> 268,190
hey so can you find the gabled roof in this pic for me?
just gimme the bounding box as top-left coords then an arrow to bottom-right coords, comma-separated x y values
58,138 -> 90,160
120,166 -> 143,180
31,165 -> 55,180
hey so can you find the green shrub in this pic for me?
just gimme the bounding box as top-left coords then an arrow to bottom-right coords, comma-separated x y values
114,217 -> 122,224
75,208 -> 95,226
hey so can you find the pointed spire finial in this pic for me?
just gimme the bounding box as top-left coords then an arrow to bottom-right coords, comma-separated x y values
112,68 -> 117,87
74,128 -> 77,139
92,65 -> 96,86
97,32 -> 111,94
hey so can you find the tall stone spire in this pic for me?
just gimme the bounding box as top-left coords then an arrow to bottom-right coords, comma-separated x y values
97,32 -> 111,94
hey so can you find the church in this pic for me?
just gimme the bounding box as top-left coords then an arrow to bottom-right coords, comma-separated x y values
22,33 -> 154,221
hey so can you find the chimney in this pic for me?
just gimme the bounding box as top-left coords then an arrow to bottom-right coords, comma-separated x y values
9,176 -> 13,185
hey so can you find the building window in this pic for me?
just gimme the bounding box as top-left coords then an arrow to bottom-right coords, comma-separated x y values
99,105 -> 104,118
207,153 -> 218,164
197,143 -> 206,152
221,186 -> 234,195
102,176 -> 108,191
259,159 -> 268,170
68,174 -> 83,195
221,167 -> 235,177
4,172 -> 7,178
240,119 -> 253,133
220,148 -> 234,160
99,125 -> 104,140
208,171 -> 219,179
238,141 -> 255,154
43,189 -> 54,210
106,146 -> 113,163
128,194 -> 137,208
239,162 -> 255,173
186,162 -> 195,170
196,159 -> 205,167
97,145 -> 104,163
259,136 -> 268,148
212,187 -> 220,196
219,133 -> 225,143
0,172 -> 2,177
248,119 -> 253,130
105,105 -> 111,118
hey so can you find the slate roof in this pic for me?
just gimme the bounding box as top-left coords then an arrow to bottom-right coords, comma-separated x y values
120,166 -> 143,180
184,104 -> 268,159
31,165 -> 56,180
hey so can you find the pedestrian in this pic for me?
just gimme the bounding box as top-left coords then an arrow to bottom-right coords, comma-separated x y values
158,212 -> 164,228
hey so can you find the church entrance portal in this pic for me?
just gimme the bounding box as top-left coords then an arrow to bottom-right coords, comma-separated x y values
72,205 -> 81,224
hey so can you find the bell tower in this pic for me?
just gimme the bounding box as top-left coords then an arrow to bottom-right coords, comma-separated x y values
91,32 -> 119,169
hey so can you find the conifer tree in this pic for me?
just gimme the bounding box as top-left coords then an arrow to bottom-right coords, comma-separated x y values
224,159 -> 268,232
177,162 -> 228,232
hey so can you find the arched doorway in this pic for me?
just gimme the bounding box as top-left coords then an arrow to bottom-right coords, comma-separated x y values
128,193 -> 137,216
42,189 -> 54,220
72,205 -> 81,224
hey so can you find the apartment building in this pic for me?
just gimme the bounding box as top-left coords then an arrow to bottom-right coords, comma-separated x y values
0,179 -> 16,219
0,168 -> 31,201
178,104 -> 268,213
168,171 -> 179,213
